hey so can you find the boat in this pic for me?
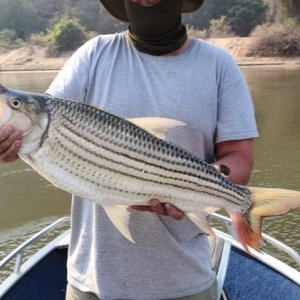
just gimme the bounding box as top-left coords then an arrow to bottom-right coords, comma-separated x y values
0,213 -> 299,300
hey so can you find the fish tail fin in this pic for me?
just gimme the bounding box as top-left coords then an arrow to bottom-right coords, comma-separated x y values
230,187 -> 300,252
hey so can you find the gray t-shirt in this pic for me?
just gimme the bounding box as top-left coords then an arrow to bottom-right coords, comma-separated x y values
47,32 -> 258,299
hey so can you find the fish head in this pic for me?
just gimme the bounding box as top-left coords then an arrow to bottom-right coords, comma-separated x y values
0,84 -> 49,154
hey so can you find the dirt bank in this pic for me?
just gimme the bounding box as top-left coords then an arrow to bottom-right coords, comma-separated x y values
208,37 -> 300,67
0,45 -> 71,72
0,38 -> 300,72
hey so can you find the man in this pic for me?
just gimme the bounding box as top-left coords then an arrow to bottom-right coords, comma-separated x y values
0,0 -> 258,299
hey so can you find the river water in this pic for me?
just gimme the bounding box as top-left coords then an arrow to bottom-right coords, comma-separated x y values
0,67 -> 299,269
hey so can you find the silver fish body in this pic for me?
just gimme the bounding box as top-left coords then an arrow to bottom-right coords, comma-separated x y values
23,93 -> 253,212
1,84 -> 300,250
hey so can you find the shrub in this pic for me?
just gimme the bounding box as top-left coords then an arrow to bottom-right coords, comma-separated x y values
46,18 -> 88,55
186,25 -> 208,39
207,16 -> 235,38
29,33 -> 48,47
249,19 -> 300,57
0,29 -> 23,49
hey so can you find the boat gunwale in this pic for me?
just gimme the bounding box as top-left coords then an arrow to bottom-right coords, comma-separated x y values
0,213 -> 299,297
0,217 -> 70,298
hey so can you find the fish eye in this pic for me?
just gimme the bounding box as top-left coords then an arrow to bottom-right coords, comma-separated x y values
8,98 -> 22,110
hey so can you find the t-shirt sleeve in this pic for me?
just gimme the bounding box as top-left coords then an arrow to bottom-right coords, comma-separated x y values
46,41 -> 92,102
215,51 -> 259,143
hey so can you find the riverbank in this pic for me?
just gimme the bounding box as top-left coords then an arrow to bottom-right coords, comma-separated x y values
0,37 -> 300,72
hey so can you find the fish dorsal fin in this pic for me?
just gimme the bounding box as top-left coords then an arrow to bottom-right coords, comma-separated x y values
128,117 -> 186,140
102,205 -> 135,243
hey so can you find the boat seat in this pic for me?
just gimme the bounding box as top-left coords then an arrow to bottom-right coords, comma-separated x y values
208,234 -> 231,300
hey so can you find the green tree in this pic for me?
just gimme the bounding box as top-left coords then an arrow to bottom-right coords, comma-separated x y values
47,17 -> 87,54
27,0 -> 126,34
0,0 -> 41,38
228,0 -> 267,36
0,29 -> 23,48
68,0 -> 102,32
183,0 -> 236,29
27,0 -> 72,26
183,0 -> 267,36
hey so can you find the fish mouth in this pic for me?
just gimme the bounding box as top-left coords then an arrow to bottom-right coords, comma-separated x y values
0,85 -> 50,154
0,101 -> 35,135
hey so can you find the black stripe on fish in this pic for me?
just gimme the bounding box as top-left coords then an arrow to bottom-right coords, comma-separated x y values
50,126 -> 249,207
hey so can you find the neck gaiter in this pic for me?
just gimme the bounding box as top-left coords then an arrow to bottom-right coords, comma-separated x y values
124,0 -> 187,55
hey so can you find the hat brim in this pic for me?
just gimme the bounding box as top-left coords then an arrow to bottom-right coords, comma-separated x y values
100,0 -> 205,22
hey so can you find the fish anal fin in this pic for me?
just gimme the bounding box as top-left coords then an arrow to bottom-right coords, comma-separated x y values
230,212 -> 263,254
128,117 -> 186,140
102,205 -> 135,243
186,212 -> 215,236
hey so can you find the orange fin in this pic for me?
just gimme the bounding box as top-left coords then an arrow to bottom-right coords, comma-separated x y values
248,187 -> 300,235
230,187 -> 300,253
230,213 -> 263,253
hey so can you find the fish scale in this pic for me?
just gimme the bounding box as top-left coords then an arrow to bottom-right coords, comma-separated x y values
34,98 -> 251,210
1,84 -> 300,251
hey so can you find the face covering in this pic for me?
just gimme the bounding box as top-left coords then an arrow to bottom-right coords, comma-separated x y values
124,0 -> 187,55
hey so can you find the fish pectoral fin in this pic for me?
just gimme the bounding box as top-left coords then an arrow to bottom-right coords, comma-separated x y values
186,212 -> 215,236
102,205 -> 135,243
128,117 -> 186,140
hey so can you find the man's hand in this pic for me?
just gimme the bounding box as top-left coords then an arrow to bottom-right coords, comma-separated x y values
131,199 -> 184,220
0,126 -> 23,163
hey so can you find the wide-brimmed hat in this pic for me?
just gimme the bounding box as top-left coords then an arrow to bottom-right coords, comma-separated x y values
99,0 -> 205,22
